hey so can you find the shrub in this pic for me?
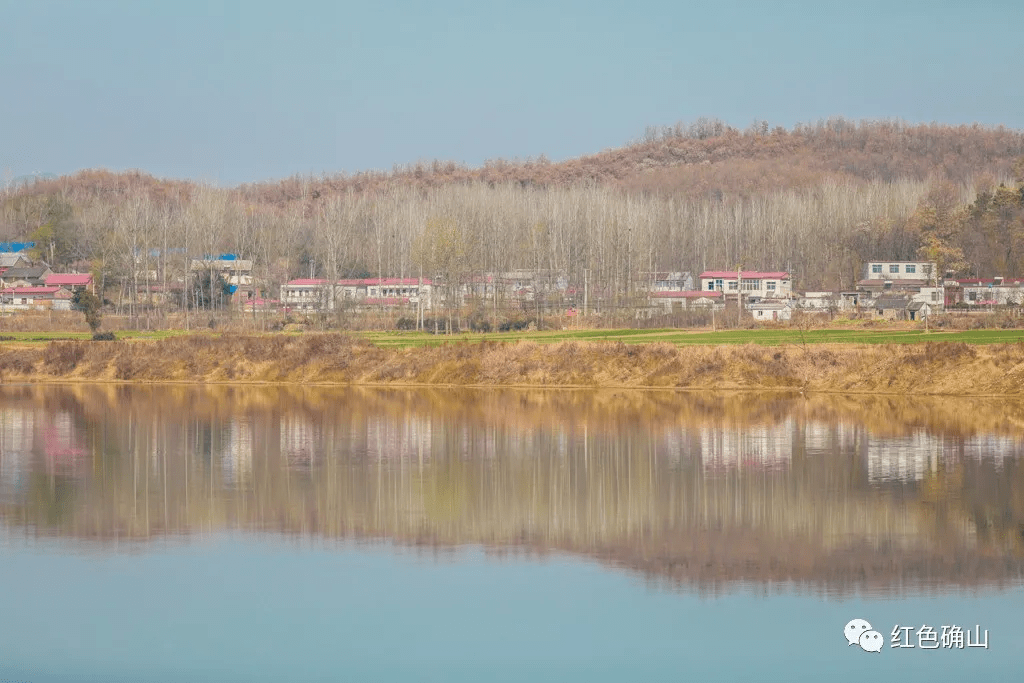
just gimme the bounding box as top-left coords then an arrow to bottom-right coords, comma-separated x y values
72,290 -> 103,332
422,317 -> 452,334
396,317 -> 417,331
92,332 -> 117,341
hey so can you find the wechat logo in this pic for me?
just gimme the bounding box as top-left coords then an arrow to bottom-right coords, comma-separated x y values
845,618 -> 883,653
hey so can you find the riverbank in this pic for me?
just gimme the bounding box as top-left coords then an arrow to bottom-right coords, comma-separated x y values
2,333 -> 1024,395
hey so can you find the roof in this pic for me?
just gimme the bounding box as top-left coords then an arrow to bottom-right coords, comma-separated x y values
364,278 -> 432,286
856,278 -> 930,288
1,286 -> 65,295
957,278 -> 1024,286
364,297 -> 410,305
284,278 -> 329,286
46,273 -> 93,286
908,301 -> 930,311
748,300 -> 792,309
0,253 -> 29,268
652,290 -> 722,299
1,266 -> 49,279
874,296 -> 910,309
285,277 -> 433,287
190,258 -> 253,271
699,271 -> 790,280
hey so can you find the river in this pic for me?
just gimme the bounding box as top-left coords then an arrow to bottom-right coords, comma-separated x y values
0,385 -> 1020,681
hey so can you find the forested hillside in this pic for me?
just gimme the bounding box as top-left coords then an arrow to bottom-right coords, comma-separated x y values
2,119 -> 1023,303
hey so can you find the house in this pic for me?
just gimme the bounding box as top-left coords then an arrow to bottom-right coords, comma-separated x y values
280,278 -> 331,311
280,277 -> 433,312
650,290 -> 723,312
190,255 -> 254,289
749,300 -> 793,321
855,276 -> 930,296
855,261 -> 945,312
0,265 -> 52,288
872,295 -> 911,320
644,271 -> 694,292
45,273 -> 94,294
797,291 -> 862,311
907,301 -> 932,320
951,278 -> 1024,306
0,286 -> 74,310
909,286 -> 945,310
698,271 -> 792,299
0,253 -> 30,271
861,261 -> 936,283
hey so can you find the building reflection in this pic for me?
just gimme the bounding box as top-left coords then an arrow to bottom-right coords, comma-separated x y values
0,385 -> 1022,594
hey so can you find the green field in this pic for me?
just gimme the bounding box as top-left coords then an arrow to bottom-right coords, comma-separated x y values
0,330 -> 186,343
355,327 -> 1024,348
2,327 -> 1023,348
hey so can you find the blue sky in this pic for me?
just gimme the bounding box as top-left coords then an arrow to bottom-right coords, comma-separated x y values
2,0 -> 1022,186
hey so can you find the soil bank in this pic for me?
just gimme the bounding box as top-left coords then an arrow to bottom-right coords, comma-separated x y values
1,333 -> 1023,396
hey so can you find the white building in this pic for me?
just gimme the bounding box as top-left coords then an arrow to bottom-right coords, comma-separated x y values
699,270 -> 792,299
748,300 -> 793,321
280,277 -> 434,312
955,278 -> 1024,306
649,290 -> 724,312
644,271 -> 694,292
862,261 -> 936,283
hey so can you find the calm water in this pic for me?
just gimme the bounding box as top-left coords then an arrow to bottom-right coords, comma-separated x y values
0,385 -> 1022,681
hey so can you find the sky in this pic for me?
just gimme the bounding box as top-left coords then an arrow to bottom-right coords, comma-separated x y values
2,0 -> 1022,187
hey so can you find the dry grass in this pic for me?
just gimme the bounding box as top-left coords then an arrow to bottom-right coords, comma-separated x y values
3,333 -> 1024,395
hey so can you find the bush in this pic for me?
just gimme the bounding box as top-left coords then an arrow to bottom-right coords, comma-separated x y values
92,332 -> 116,341
498,317 -> 533,332
396,317 -> 417,331
421,316 -> 452,334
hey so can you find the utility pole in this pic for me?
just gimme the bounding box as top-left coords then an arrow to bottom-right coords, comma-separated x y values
417,266 -> 423,332
736,263 -> 743,327
583,269 -> 588,318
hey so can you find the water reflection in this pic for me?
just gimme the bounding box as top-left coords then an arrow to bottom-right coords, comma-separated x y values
1,384 -> 1022,594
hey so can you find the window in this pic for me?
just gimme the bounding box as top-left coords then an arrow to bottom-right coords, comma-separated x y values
766,281 -> 776,291
931,291 -> 939,302
871,264 -> 882,274
889,265 -> 899,274
727,281 -> 737,291
968,291 -> 977,302
713,278 -> 724,291
741,278 -> 760,291
906,265 -> 916,274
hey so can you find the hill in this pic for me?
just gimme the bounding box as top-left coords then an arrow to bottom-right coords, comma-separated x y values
2,118 -> 1023,298
6,119 -> 1024,206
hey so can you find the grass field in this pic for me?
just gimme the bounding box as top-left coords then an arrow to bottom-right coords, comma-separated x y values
0,329 -> 186,343
2,326 -> 1024,348
355,327 -> 1024,348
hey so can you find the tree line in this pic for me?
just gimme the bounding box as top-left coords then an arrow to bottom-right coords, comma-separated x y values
1,123 -> 1022,323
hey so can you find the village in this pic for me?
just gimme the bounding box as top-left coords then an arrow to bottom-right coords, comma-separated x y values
2,240 -> 1022,326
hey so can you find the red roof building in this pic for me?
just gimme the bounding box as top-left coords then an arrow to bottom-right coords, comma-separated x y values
45,273 -> 94,288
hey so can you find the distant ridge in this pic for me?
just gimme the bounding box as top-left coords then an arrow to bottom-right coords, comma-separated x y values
4,119 -> 1024,204
4,172 -> 58,190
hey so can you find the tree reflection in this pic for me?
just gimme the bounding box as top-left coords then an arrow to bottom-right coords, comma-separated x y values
1,384 -> 1022,593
